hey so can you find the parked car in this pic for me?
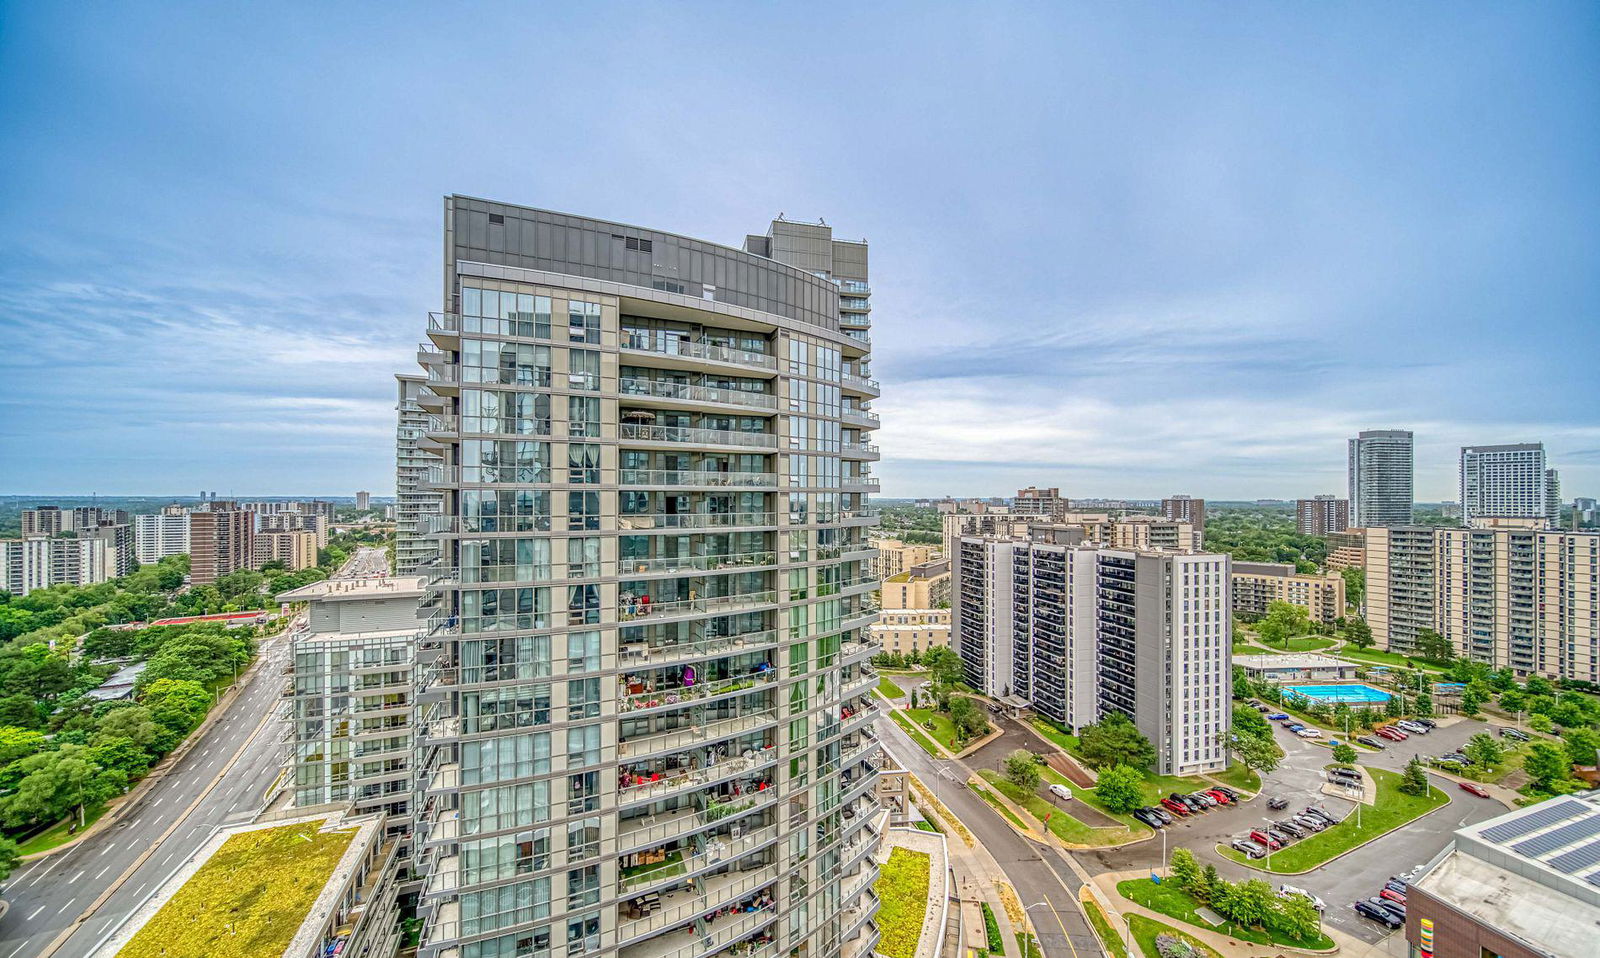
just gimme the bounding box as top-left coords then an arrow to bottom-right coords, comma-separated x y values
1293,814 -> 1327,832
1398,720 -> 1431,734
1414,718 -> 1438,730
1459,781 -> 1491,798
1212,786 -> 1241,801
1380,888 -> 1407,906
1160,797 -> 1190,816
1205,789 -> 1233,806
1266,796 -> 1289,810
1328,766 -> 1361,779
1231,839 -> 1266,859
1356,736 -> 1386,749
1502,727 -> 1531,742
1148,806 -> 1173,825
1304,807 -> 1340,826
1267,712 -> 1290,721
1439,752 -> 1470,765
1249,829 -> 1283,850
1049,784 -> 1073,801
1267,827 -> 1295,845
1285,723 -> 1305,732
1355,900 -> 1403,929
1376,725 -> 1408,741
1274,820 -> 1306,838
1295,727 -> 1322,738
1254,703 -> 1271,712
1190,792 -> 1217,808
1386,878 -> 1409,894
1172,793 -> 1203,812
1369,896 -> 1405,921
1278,885 -> 1326,911
1132,808 -> 1165,828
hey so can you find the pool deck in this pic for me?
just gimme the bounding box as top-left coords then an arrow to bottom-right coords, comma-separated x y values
1282,683 -> 1392,704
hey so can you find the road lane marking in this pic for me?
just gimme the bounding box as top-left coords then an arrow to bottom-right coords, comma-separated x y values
26,906 -> 45,920
94,864 -> 112,880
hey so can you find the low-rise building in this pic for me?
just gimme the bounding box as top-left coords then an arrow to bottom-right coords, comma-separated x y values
1232,653 -> 1360,684
1231,561 -> 1347,623
868,537 -> 939,581
870,609 -> 951,657
1405,791 -> 1600,958
882,558 -> 950,609
1324,528 -> 1367,572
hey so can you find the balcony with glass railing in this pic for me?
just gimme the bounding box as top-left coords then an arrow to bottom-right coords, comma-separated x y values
621,423 -> 780,450
619,863 -> 782,946
616,662 -> 778,715
619,629 -> 782,672
618,512 -> 778,532
620,897 -> 780,958
621,469 -> 778,489
620,378 -> 779,412
840,371 -> 880,394
617,746 -> 778,806
841,408 -> 880,428
621,333 -> 779,371
617,789 -> 777,854
618,705 -> 781,762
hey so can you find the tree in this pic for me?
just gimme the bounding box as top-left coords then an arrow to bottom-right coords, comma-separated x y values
1168,848 -> 1200,891
1004,749 -> 1041,791
0,725 -> 47,764
1460,684 -> 1485,717
922,646 -> 963,687
1228,729 -> 1282,777
1078,712 -> 1157,771
86,737 -> 152,780
1232,704 -> 1269,739
1415,690 -> 1433,717
1563,727 -> 1600,769
92,705 -> 160,749
1488,668 -> 1517,692
1217,878 -> 1276,929
1232,666 -> 1253,702
1526,675 -> 1555,697
1399,757 -> 1431,796
1525,742 -> 1573,791
1463,733 -> 1505,772
1340,568 -> 1365,610
140,678 -> 212,734
1196,865 -> 1223,905
1414,629 -> 1454,663
1530,713 -> 1553,734
1275,894 -> 1322,943
1344,617 -> 1374,650
1331,743 -> 1358,765
1095,764 -> 1146,815
1262,601 -> 1310,644
1384,694 -> 1404,718
1498,688 -> 1526,713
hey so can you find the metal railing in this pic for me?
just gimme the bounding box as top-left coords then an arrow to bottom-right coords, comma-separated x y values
620,469 -> 778,488
621,423 -> 779,449
621,335 -> 779,370
618,591 -> 780,623
617,667 -> 779,714
620,378 -> 779,410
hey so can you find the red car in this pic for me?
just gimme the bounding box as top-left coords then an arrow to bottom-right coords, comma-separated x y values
1380,888 -> 1407,906
1205,789 -> 1233,805
1160,797 -> 1190,816
1376,726 -> 1408,741
1249,829 -> 1283,850
1459,781 -> 1491,798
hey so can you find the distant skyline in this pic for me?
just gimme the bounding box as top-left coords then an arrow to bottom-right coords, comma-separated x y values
2,3 -> 1596,499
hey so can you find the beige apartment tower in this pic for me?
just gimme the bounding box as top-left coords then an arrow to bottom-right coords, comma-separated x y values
188,508 -> 256,585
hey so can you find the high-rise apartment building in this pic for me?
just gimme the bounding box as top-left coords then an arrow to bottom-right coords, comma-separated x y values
356,490 -> 372,512
1230,562 -> 1346,624
1013,486 -> 1069,522
865,538 -> 937,581
1348,429 -> 1414,527
941,510 -> 1031,564
954,531 -> 1231,773
1324,529 -> 1368,573
0,522 -> 133,596
281,575 -> 426,830
189,508 -> 256,585
1547,468 -> 1562,528
134,512 -> 191,564
410,199 -> 883,958
260,511 -> 331,548
257,530 -> 320,571
1367,526 -> 1600,681
1296,496 -> 1349,536
1460,443 -> 1556,528
396,373 -> 443,574
20,506 -> 69,536
1160,495 -> 1205,531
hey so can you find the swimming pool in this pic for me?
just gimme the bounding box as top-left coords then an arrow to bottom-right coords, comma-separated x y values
1282,683 -> 1392,705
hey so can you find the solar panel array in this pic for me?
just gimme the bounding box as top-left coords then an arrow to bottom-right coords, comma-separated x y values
1549,840 -> 1600,876
1480,799 -> 1589,844
1511,816 -> 1600,858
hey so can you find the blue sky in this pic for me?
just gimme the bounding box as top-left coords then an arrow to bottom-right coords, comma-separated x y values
1,2 -> 1596,500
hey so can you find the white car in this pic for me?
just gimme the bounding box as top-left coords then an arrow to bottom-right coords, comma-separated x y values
1294,728 -> 1322,738
1278,885 -> 1326,911
1048,784 -> 1073,801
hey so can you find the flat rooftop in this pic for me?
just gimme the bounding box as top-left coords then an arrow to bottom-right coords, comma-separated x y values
102,813 -> 377,958
277,574 -> 427,602
1232,652 -> 1356,670
1418,847 -> 1600,957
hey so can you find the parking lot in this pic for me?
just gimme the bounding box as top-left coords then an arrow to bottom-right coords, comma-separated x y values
1073,714 -> 1509,945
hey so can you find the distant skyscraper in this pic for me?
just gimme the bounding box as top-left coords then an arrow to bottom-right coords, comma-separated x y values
1161,495 -> 1206,530
1348,430 -> 1414,527
393,374 -> 439,574
188,508 -> 255,585
1546,468 -> 1562,528
1296,495 -> 1349,536
1460,443 -> 1554,527
1013,486 -> 1069,521
355,490 -> 371,511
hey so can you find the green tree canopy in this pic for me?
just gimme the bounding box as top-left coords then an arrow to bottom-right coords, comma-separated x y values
1077,712 -> 1157,771
1093,764 -> 1146,814
1004,749 -> 1041,791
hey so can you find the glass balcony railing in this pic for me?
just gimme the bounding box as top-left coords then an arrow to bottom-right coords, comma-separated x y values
617,664 -> 778,713
618,513 -> 778,531
622,334 -> 778,370
620,469 -> 778,489
620,378 -> 779,411
621,423 -> 779,449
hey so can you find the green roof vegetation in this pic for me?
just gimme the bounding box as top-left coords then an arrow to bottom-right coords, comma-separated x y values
116,820 -> 357,958
874,847 -> 931,958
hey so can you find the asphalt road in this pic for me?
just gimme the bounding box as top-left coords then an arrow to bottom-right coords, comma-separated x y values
876,713 -> 1109,958
0,547 -> 386,958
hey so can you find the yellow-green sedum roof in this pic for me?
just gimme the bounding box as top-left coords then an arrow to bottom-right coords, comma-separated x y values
115,820 -> 357,958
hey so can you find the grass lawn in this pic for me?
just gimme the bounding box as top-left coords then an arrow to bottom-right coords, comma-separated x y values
980,770 -> 1143,846
1081,897 -> 1130,958
1215,767 -> 1449,873
981,901 -> 1005,954
1258,635 -> 1337,653
115,819 -> 357,958
1039,767 -> 1149,830
1334,646 -> 1448,672
1029,717 -> 1079,752
912,819 -> 940,833
1128,915 -> 1223,958
970,780 -> 1029,830
1014,932 -> 1042,958
16,804 -> 109,855
890,709 -> 946,757
1117,878 -> 1333,950
906,707 -> 966,751
877,675 -> 906,698
1207,764 -> 1261,794
873,847 -> 931,958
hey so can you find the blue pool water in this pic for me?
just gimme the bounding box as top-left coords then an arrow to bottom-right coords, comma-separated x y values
1282,683 -> 1392,705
